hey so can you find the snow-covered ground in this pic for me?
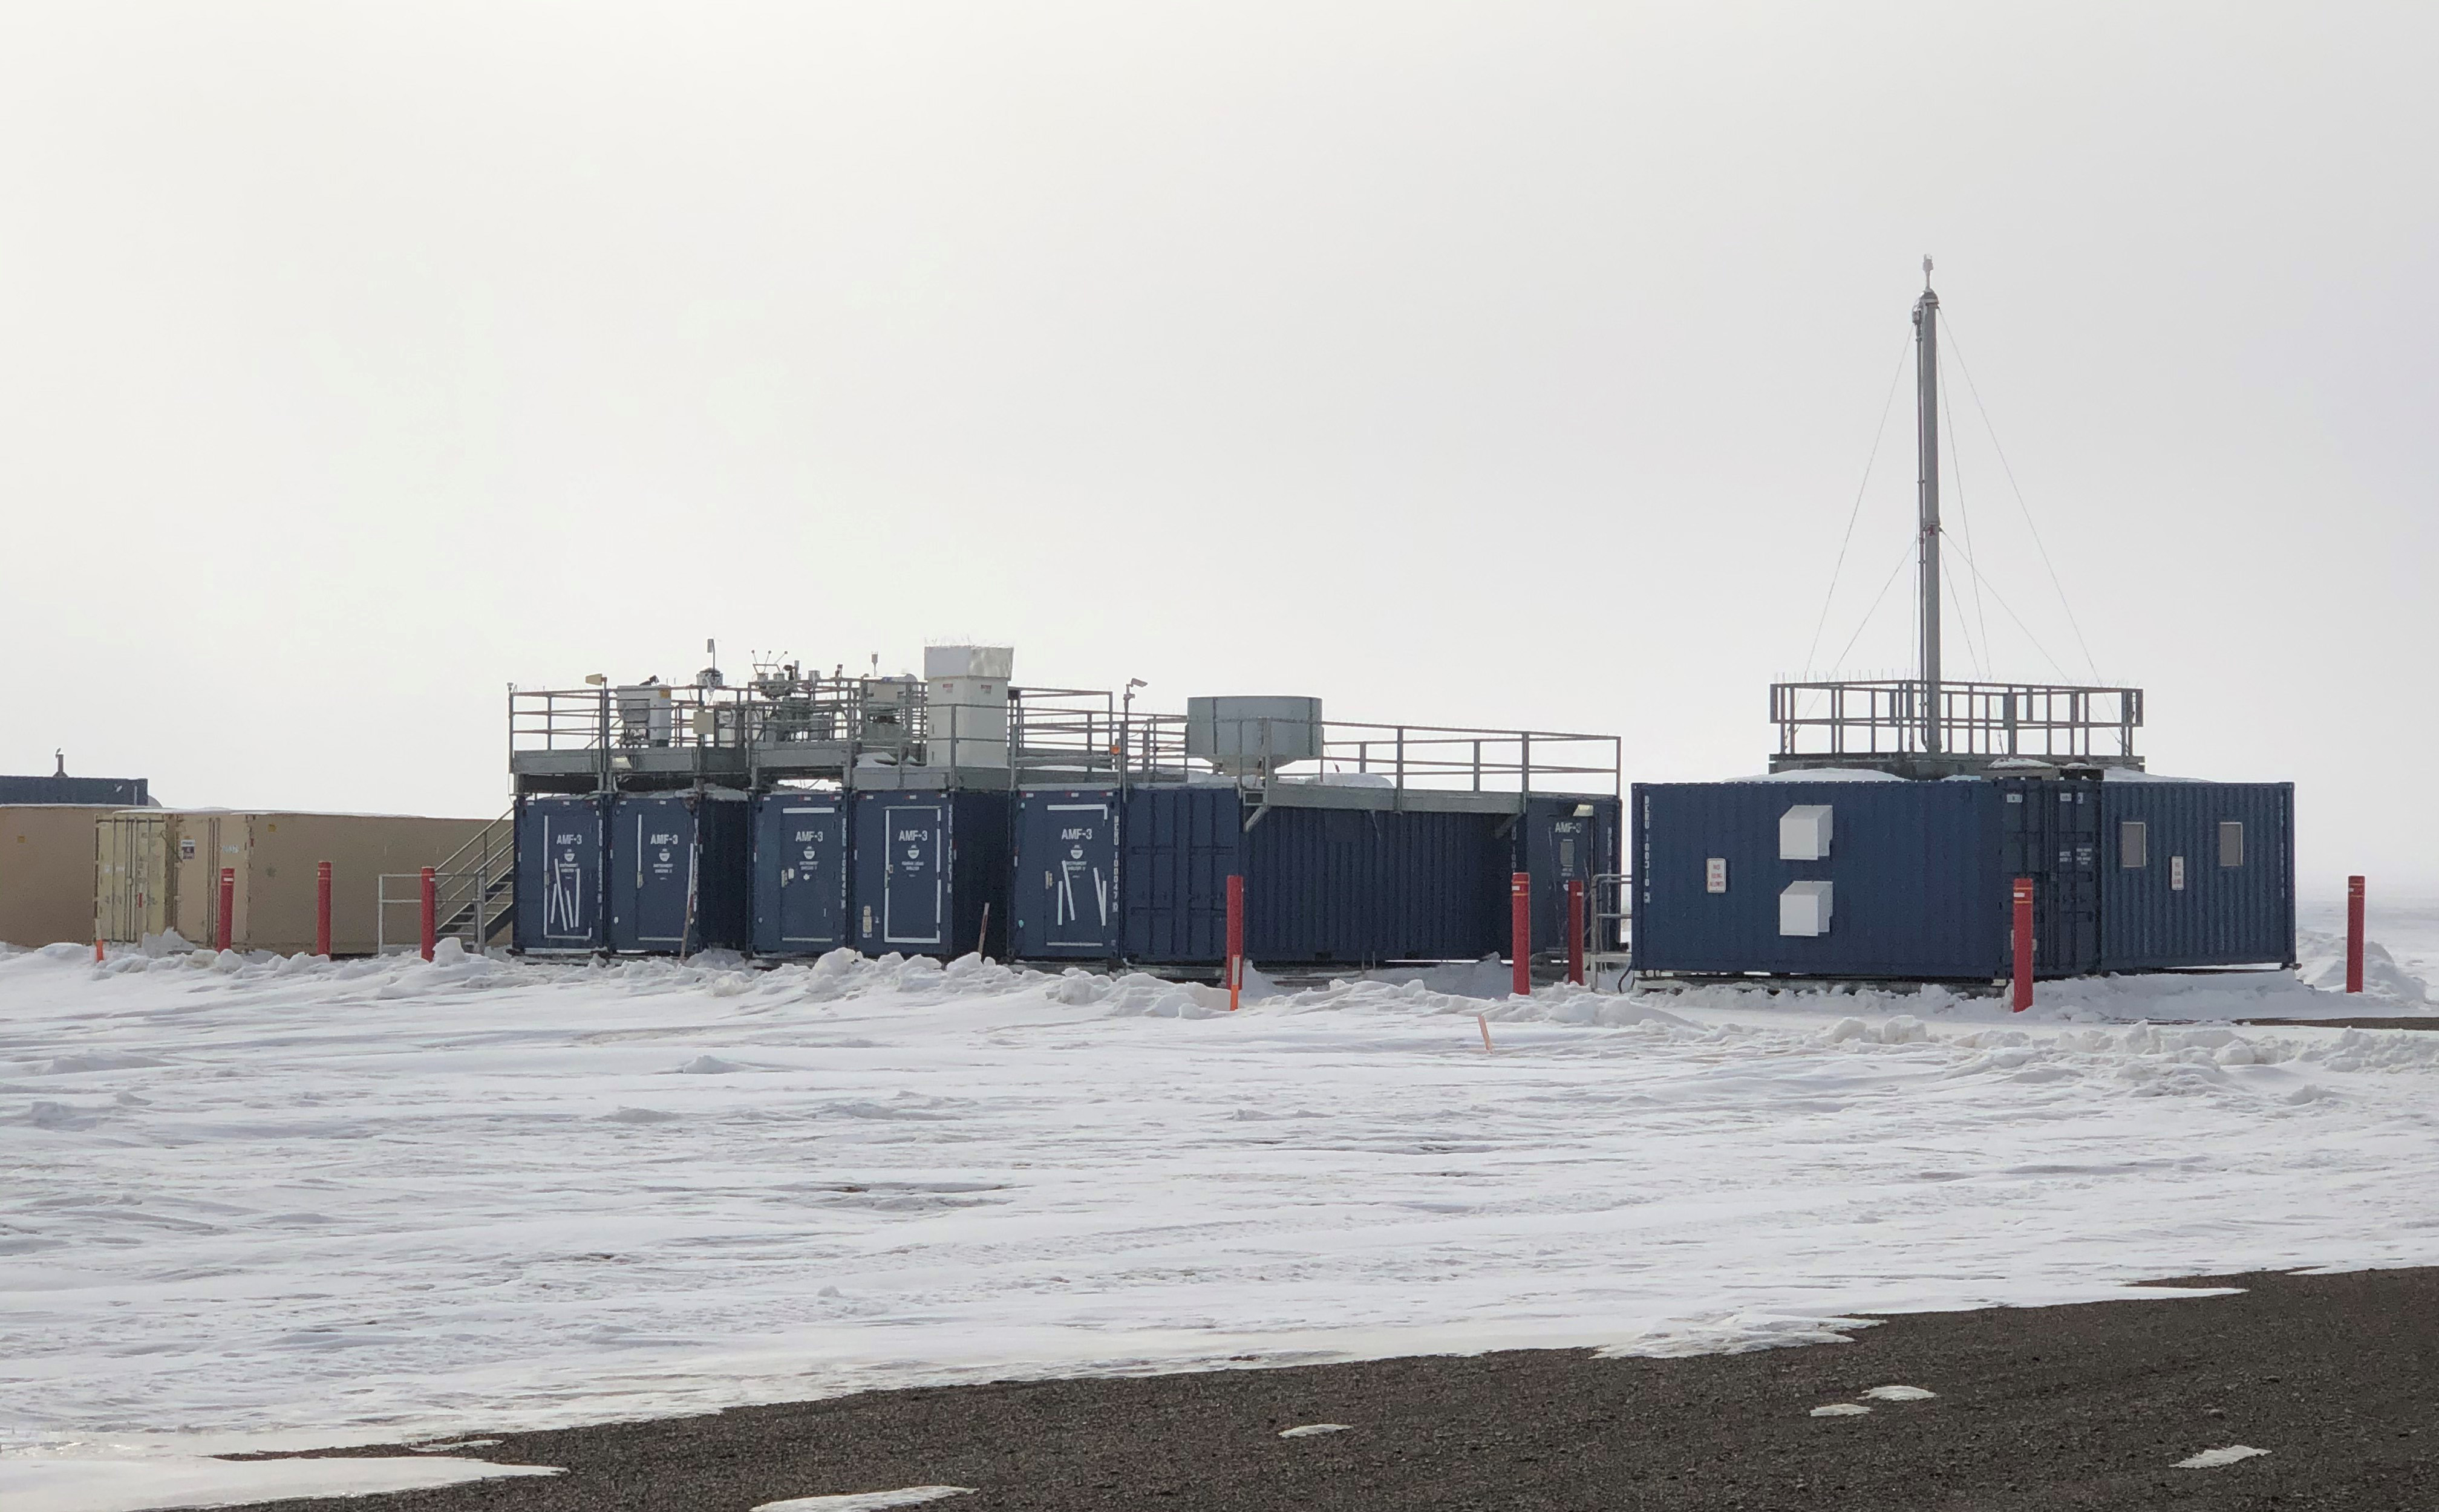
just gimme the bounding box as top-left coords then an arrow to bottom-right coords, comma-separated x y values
4,917 -> 2438,1508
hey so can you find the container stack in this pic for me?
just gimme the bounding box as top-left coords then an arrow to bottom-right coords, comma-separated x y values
506,647 -> 1624,973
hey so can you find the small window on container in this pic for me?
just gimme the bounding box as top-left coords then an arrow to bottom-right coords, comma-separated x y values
2219,821 -> 2244,867
2119,821 -> 2147,869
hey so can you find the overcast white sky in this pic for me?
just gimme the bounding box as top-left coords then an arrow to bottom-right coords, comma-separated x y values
2,4 -> 2431,892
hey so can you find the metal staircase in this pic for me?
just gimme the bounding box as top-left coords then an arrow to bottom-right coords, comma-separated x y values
379,810 -> 516,952
434,812 -> 515,948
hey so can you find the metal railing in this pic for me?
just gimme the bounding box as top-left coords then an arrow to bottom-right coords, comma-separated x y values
1770,679 -> 2143,761
513,680 -> 1622,801
1586,871 -> 1633,989
1016,709 -> 1621,800
511,683 -> 760,755
1315,721 -> 1619,798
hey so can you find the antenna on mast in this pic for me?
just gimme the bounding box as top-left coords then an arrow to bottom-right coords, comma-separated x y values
1913,258 -> 1942,754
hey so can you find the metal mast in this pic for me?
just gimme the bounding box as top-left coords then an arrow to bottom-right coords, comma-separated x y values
1913,256 -> 1942,755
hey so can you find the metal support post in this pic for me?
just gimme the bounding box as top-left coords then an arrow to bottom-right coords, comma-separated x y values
1510,872 -> 1532,997
2347,875 -> 2366,994
2011,877 -> 2033,1011
1567,878 -> 1585,986
1225,874 -> 1245,1012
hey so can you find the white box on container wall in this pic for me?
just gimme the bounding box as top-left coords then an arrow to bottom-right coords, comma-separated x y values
1779,880 -> 1833,936
1779,805 -> 1832,861
1705,857 -> 1728,893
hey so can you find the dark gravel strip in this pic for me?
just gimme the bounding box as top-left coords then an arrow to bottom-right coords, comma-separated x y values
217,1266 -> 2439,1511
2238,1017 -> 2439,1031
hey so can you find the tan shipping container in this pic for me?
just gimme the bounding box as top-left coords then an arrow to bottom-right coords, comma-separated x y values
1,806 -> 126,948
94,810 -> 495,954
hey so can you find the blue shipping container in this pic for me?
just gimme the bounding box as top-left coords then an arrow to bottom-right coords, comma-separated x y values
514,794 -> 609,953
851,790 -> 1012,959
1631,777 -> 2295,980
751,790 -> 851,956
0,773 -> 149,806
607,791 -> 750,953
1115,786 -> 1510,967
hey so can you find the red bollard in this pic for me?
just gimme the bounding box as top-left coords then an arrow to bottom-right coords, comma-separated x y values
2010,877 -> 2034,1012
1566,878 -> 1586,986
217,867 -> 236,952
315,861 -> 333,958
1510,872 -> 1532,997
2346,875 -> 2366,994
93,937 -> 104,963
419,866 -> 438,962
1224,874 -> 1245,1012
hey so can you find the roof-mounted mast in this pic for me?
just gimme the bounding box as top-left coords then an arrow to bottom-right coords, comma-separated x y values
1766,261 -> 2146,776
1914,255 -> 1941,755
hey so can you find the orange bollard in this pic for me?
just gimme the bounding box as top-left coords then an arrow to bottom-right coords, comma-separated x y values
2010,877 -> 2034,1012
1510,872 -> 1531,997
1566,878 -> 1586,986
1225,874 -> 1244,1012
93,937 -> 103,963
2346,875 -> 2365,994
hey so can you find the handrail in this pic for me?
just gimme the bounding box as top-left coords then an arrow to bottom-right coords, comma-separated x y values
1771,678 -> 2143,761
512,680 -> 1624,798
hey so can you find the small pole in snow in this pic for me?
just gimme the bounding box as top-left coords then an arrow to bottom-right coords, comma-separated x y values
419,867 -> 438,962
93,937 -> 103,963
2010,877 -> 2034,1012
977,901 -> 991,961
1566,878 -> 1586,986
217,867 -> 236,953
315,861 -> 333,959
2346,875 -> 2366,994
1225,875 -> 1245,1012
1478,1013 -> 1494,1052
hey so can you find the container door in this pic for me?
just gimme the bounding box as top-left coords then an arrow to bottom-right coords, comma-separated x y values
2002,784 -> 2100,978
758,798 -> 847,951
618,798 -> 698,950
1017,795 -> 1117,957
2052,784 -> 2101,974
879,801 -> 946,948
523,800 -> 604,950
94,815 -> 154,943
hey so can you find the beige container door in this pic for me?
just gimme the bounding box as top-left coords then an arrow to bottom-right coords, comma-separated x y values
171,815 -> 226,946
95,813 -> 173,943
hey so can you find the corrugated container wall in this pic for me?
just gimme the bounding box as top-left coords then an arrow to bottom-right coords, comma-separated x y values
1633,781 -> 2006,979
852,790 -> 1013,959
97,811 -> 494,954
0,774 -> 148,806
1115,786 -> 1510,967
2099,783 -> 2296,970
1,806 -> 123,947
